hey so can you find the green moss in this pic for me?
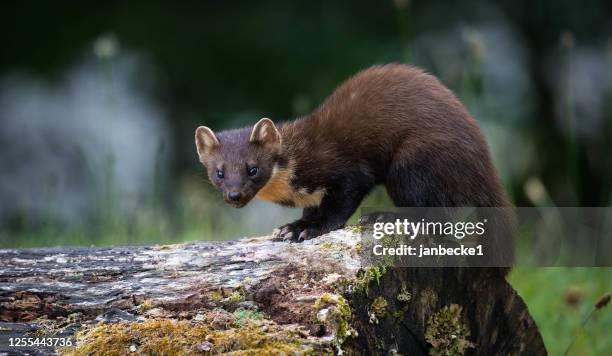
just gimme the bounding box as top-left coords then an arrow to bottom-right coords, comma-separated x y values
313,293 -> 354,344
368,297 -> 388,324
393,310 -> 406,320
392,286 -> 412,324
59,317 -> 324,355
228,290 -> 244,303
313,293 -> 333,309
319,241 -> 350,252
232,308 -> 264,327
209,290 -> 223,301
355,266 -> 387,295
371,297 -> 388,316
154,244 -> 179,250
425,304 -> 475,356
334,297 -> 353,343
320,241 -> 335,250
210,324 -> 313,355
137,299 -> 154,313
354,242 -> 363,253
344,225 -> 363,234
60,319 -> 211,356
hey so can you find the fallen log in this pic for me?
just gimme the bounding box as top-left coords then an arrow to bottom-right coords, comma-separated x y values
0,229 -> 545,355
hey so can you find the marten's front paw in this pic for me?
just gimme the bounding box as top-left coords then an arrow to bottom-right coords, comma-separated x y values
272,221 -> 325,242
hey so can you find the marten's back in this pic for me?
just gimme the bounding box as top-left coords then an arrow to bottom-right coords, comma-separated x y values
296,65 -> 475,155
281,64 -> 508,207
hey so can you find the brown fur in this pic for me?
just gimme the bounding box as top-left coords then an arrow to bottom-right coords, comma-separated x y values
196,63 -> 513,268
275,64 -> 508,208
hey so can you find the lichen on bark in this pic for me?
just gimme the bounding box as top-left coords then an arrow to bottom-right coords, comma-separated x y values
424,304 -> 475,356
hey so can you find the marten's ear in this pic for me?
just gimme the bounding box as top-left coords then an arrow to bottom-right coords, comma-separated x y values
249,118 -> 282,146
195,126 -> 220,161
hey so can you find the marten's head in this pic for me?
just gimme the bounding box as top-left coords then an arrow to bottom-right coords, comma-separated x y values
195,118 -> 283,208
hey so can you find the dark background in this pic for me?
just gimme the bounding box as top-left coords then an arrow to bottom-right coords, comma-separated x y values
1,0 -> 612,240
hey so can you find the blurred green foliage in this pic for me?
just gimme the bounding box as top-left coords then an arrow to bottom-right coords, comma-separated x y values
2,0 -> 612,207
0,1 -> 610,354
510,268 -> 611,355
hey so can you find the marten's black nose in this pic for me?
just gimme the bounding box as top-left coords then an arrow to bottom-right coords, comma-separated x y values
228,191 -> 242,202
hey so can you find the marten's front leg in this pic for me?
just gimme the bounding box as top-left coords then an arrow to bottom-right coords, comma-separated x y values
274,181 -> 371,242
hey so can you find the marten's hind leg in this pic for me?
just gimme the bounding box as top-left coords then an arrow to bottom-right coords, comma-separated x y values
384,153 -> 448,207
358,151 -> 446,227
359,149 -> 445,225
383,147 -> 515,271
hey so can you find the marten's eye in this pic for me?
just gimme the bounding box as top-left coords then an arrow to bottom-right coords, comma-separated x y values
248,166 -> 258,177
216,169 -> 224,179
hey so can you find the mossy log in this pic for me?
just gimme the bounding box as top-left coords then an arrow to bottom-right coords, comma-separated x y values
0,230 -> 545,355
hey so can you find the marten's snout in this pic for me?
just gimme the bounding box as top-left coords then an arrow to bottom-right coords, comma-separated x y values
228,191 -> 242,202
223,184 -> 252,208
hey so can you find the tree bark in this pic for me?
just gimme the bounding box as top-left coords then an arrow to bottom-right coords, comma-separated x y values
0,230 -> 545,355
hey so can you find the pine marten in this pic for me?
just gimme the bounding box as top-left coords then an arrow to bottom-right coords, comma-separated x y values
195,64 -> 513,266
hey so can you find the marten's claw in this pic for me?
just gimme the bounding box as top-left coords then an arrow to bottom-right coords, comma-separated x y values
272,228 -> 279,235
298,229 -> 311,241
272,221 -> 323,242
272,226 -> 291,241
271,228 -> 282,240
272,223 -> 299,241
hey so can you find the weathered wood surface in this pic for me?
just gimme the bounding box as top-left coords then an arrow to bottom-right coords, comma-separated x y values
0,230 -> 545,355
